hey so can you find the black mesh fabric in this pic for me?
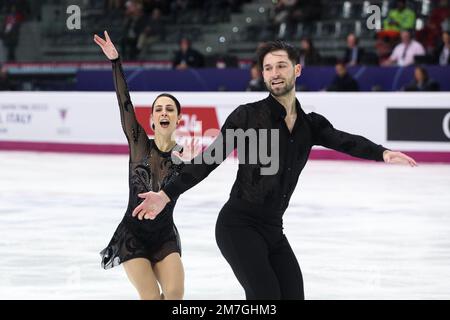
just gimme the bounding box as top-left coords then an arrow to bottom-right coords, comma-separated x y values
100,58 -> 183,269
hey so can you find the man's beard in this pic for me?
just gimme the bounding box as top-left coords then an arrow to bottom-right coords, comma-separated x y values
265,78 -> 295,97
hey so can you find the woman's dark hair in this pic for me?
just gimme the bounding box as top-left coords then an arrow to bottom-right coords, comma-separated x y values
151,93 -> 181,130
152,93 -> 181,114
256,40 -> 300,70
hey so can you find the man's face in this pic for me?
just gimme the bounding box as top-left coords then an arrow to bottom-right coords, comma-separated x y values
401,31 -> 411,43
347,34 -> 356,47
335,64 -> 346,77
180,39 -> 189,52
262,50 -> 301,97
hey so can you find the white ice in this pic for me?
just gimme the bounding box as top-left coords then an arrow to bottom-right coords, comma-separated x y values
0,151 -> 449,299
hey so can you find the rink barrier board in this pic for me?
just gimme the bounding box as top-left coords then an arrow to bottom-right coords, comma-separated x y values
0,92 -> 449,162
1,141 -> 450,163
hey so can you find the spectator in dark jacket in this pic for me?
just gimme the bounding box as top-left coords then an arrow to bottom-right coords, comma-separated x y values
172,37 -> 204,69
343,33 -> 365,66
434,31 -> 450,66
137,7 -> 165,58
327,62 -> 359,91
121,1 -> 148,60
1,5 -> 23,61
403,66 -> 440,91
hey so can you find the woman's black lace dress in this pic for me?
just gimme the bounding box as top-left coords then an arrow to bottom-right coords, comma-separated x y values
100,58 -> 183,269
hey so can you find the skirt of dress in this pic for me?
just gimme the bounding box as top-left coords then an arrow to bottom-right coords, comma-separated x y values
100,216 -> 181,269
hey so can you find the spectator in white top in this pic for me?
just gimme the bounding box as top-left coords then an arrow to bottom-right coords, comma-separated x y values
383,30 -> 425,66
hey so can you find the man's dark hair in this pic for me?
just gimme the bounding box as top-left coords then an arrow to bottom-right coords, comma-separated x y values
256,40 -> 300,70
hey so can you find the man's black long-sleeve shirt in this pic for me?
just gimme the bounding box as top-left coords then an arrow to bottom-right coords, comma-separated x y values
163,94 -> 387,212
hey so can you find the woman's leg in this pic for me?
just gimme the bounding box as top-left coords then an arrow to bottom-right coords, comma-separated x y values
123,258 -> 161,300
153,252 -> 184,300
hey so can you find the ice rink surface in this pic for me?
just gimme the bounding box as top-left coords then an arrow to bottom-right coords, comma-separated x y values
1,151 -> 449,299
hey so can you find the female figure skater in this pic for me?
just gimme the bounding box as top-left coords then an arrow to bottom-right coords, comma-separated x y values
94,31 -> 198,300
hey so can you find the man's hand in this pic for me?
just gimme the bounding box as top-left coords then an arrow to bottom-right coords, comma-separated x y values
132,190 -> 171,220
383,150 -> 418,167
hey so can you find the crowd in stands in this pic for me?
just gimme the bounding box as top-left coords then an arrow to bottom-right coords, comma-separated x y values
0,0 -> 449,92
0,0 -> 30,62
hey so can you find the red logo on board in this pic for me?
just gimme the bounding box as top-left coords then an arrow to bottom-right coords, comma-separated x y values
135,106 -> 220,137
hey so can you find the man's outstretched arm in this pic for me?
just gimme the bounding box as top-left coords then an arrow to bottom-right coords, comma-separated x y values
310,112 -> 417,166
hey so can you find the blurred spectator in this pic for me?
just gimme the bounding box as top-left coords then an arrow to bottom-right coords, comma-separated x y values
121,0 -> 148,60
1,4 -> 24,61
172,37 -> 204,69
202,0 -> 242,23
272,0 -> 298,39
375,36 -> 397,65
299,37 -> 321,66
246,62 -> 265,92
3,0 -> 30,19
327,62 -> 359,91
0,65 -> 15,90
272,0 -> 321,39
170,0 -> 191,23
383,30 -> 425,66
430,0 -> 450,31
343,33 -> 365,66
434,30 -> 450,65
383,0 -> 416,32
403,66 -> 440,91
142,0 -> 170,15
290,0 -> 322,36
214,54 -> 238,68
137,7 -> 164,58
104,0 -> 125,11
416,0 -> 450,53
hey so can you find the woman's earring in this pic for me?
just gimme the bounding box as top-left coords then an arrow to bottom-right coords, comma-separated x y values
151,123 -> 155,130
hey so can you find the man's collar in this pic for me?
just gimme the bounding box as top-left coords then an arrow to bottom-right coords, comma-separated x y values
266,93 -> 301,120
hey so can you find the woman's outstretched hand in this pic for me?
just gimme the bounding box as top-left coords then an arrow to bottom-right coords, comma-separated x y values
94,30 -> 119,60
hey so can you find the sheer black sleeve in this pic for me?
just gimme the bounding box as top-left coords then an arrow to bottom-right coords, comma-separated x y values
111,57 -> 149,162
162,105 -> 248,201
309,112 -> 387,161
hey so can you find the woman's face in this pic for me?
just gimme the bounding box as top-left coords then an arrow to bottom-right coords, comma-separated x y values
152,96 -> 181,136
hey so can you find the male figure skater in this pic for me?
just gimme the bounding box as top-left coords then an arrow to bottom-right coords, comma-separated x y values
132,41 -> 417,299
